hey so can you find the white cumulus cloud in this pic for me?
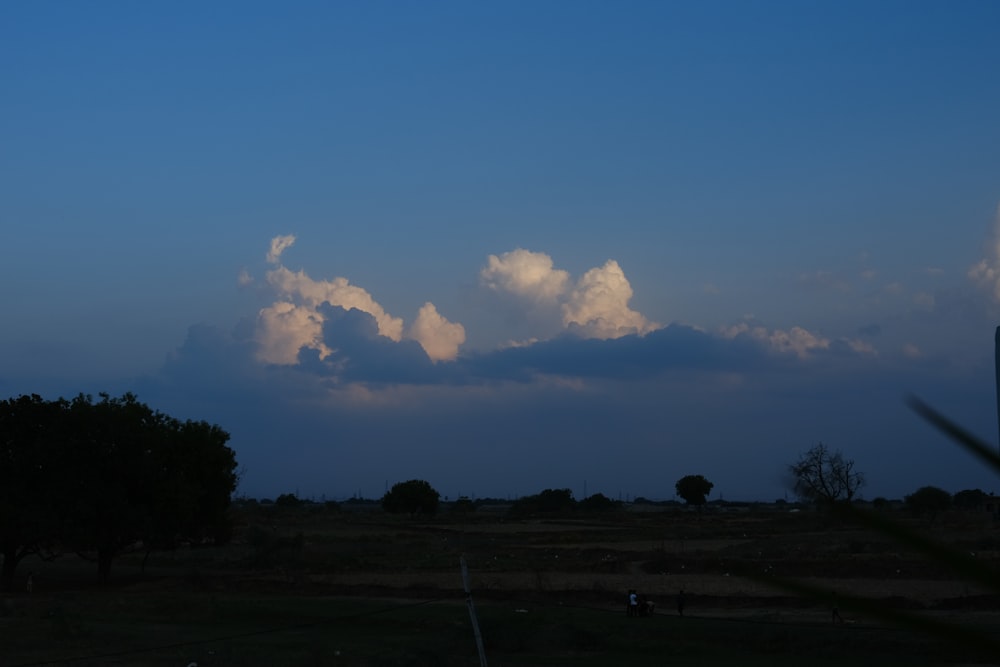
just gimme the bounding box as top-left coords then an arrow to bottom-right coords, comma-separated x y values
480,249 -> 660,341
252,236 -> 465,366
480,249 -> 570,303
562,260 -> 660,338
407,302 -> 466,362
721,322 -> 876,359
255,301 -> 332,365
722,323 -> 829,358
267,234 -> 297,264
266,266 -> 405,341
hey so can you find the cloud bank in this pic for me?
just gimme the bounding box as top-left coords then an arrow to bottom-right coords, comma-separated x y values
116,231 -> 1000,504
246,236 -> 880,383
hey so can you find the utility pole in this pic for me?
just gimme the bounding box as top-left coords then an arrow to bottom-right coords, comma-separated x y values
461,556 -> 488,667
995,326 -> 1000,454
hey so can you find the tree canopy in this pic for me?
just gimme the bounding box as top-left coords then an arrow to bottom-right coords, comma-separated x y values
509,488 -> 576,517
382,479 -> 440,516
788,443 -> 865,506
0,392 -> 238,589
577,492 -> 620,513
675,474 -> 714,506
904,486 -> 952,518
953,488 -> 987,510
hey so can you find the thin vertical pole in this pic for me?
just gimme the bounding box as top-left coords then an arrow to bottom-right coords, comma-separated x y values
461,555 -> 488,667
995,326 -> 1000,454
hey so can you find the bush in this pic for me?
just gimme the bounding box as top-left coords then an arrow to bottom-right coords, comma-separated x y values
904,486 -> 952,518
382,479 -> 440,516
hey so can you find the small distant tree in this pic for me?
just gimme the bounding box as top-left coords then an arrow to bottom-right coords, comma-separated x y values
953,488 -> 987,510
275,493 -> 302,508
508,488 -> 576,517
675,474 -> 714,506
450,496 -> 475,514
382,479 -> 440,516
905,486 -> 952,519
535,488 -> 575,512
788,443 -> 865,506
578,492 -> 619,512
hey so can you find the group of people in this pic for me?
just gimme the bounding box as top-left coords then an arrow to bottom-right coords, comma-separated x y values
626,589 -> 654,616
626,588 -> 686,617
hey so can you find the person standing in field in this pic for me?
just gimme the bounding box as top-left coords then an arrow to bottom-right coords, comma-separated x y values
677,589 -> 686,617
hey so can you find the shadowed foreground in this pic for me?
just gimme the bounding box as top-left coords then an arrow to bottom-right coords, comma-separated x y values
4,504 -> 1000,666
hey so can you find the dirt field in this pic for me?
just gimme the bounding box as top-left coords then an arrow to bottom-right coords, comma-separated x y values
4,502 -> 1000,666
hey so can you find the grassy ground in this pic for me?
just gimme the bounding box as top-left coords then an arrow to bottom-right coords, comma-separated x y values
3,504 -> 1000,666
5,590 -> 995,666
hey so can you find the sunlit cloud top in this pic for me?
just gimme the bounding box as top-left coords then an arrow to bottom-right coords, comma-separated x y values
253,236 -> 465,364
480,249 -> 660,341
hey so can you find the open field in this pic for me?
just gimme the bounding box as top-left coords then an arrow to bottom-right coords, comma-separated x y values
4,503 -> 1000,666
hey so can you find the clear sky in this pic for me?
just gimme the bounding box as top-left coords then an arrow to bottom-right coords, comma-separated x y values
3,1 -> 1000,502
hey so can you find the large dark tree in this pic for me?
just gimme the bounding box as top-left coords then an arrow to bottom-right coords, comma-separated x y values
788,443 -> 865,506
0,395 -> 67,591
60,393 -> 167,582
1,392 -> 238,585
149,417 -> 239,547
382,479 -> 440,516
675,474 -> 714,506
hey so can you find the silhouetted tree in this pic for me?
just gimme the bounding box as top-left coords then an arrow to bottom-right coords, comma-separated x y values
58,393 -> 237,583
872,496 -> 890,510
788,443 -> 865,506
675,474 -> 714,506
275,493 -> 302,508
509,488 -> 576,517
535,488 -> 575,512
905,486 -> 952,519
143,417 -> 238,551
450,496 -> 476,514
2,392 -> 239,586
0,395 -> 67,591
382,479 -> 440,516
954,488 -> 987,510
578,492 -> 619,512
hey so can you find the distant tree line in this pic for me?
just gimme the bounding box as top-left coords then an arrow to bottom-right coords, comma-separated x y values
0,393 -> 238,590
786,442 -> 989,514
375,482 -> 625,518
507,488 -> 621,517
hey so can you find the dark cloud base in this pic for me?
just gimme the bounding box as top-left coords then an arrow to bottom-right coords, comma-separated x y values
6,311 -> 996,504
105,314 -> 1000,502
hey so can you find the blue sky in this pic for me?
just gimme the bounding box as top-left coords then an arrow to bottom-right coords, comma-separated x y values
3,2 -> 1000,502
